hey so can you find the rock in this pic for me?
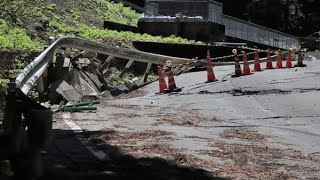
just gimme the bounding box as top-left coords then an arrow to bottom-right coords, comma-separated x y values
56,80 -> 82,102
100,91 -> 112,98
63,57 -> 71,68
82,71 -> 104,91
110,88 -> 123,96
131,77 -> 144,87
117,84 -> 130,93
81,95 -> 99,102
77,58 -> 91,65
78,71 -> 101,93
125,81 -> 137,91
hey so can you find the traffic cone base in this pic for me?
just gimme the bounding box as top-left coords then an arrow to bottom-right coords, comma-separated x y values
163,87 -> 182,93
294,64 -> 307,67
265,66 -> 274,70
205,78 -> 218,83
205,70 -> 219,82
242,69 -> 254,76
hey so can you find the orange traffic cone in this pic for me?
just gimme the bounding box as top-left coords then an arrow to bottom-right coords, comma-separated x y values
276,50 -> 283,68
232,53 -> 242,77
286,50 -> 293,68
294,51 -> 307,67
157,66 -> 167,94
242,52 -> 253,75
167,65 -> 177,91
265,49 -> 273,69
206,50 -> 218,82
254,50 -> 262,71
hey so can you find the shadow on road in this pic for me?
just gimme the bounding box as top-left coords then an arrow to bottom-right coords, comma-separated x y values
40,129 -> 228,180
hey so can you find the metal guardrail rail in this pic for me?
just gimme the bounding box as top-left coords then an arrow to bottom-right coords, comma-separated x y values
15,36 -> 193,95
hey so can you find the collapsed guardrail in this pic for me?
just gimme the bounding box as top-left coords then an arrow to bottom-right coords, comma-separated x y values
14,36 -> 283,96
16,36 -> 193,95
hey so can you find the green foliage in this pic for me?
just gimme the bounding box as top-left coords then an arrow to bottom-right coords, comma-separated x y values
70,8 -> 80,21
146,74 -> 158,82
96,0 -> 142,26
48,21 -> 198,45
0,20 -> 42,50
0,79 -> 9,89
46,3 -> 56,12
0,54 -> 30,89
138,74 -> 158,82
6,57 -> 27,81
48,21 -> 77,34
106,68 -> 134,86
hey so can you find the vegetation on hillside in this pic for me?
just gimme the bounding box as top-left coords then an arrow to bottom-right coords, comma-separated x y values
0,0 -> 197,51
0,20 -> 43,50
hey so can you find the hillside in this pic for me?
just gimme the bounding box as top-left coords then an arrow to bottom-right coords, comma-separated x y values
0,0 -> 197,51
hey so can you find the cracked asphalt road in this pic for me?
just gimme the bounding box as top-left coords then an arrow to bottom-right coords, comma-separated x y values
47,54 -> 320,179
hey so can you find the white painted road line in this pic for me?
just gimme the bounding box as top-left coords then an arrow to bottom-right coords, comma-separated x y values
61,113 -> 108,161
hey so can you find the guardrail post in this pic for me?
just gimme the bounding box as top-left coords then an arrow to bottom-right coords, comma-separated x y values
119,59 -> 134,78
3,79 -> 17,135
9,96 -> 52,179
143,63 -> 152,82
28,109 -> 52,148
36,76 -> 45,102
5,79 -> 25,155
64,47 -> 70,57
99,55 -> 114,72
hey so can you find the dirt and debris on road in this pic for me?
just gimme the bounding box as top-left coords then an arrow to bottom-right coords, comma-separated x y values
111,112 -> 143,118
108,89 -> 146,100
84,127 -> 320,180
200,141 -> 319,179
87,129 -> 220,174
220,128 -> 269,142
148,110 -> 220,127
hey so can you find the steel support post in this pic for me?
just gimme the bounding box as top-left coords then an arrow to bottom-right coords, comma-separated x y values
36,76 -> 45,102
99,55 -> 114,73
119,59 -> 134,78
143,63 -> 152,82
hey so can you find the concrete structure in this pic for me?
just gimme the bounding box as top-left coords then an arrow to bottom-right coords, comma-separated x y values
138,18 -> 225,42
139,0 -> 300,49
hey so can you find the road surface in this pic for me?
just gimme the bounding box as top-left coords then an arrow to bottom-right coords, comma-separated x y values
44,53 -> 320,179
